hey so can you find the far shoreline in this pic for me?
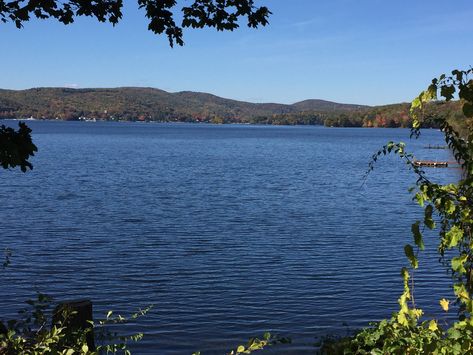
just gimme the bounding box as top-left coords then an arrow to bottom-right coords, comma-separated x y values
0,118 -> 418,129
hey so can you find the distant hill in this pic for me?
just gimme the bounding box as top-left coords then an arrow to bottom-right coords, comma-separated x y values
292,99 -> 366,112
0,87 -> 365,122
0,87 -> 464,128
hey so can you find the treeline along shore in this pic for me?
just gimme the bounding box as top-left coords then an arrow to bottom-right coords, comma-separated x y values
0,87 -> 466,129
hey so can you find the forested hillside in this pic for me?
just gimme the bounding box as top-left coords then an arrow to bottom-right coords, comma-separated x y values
0,87 -> 464,128
0,87 -> 344,123
264,101 -> 464,128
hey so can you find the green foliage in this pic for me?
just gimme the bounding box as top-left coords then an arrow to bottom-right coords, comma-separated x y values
329,67 -> 473,354
0,293 -> 151,354
0,122 -> 37,172
335,317 -> 473,354
227,332 -> 291,354
191,333 -> 290,355
0,0 -> 270,47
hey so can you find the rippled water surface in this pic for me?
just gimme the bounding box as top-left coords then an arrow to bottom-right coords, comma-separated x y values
0,121 -> 459,354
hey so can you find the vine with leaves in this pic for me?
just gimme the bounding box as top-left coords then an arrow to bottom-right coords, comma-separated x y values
325,68 -> 473,354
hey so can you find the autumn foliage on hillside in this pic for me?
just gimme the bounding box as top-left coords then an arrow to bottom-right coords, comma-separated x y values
0,87 -> 464,128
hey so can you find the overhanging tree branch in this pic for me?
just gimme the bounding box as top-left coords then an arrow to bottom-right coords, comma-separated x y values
0,0 -> 271,47
0,122 -> 37,172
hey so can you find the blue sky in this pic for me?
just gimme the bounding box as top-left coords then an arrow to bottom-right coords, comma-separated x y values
2,0 -> 473,105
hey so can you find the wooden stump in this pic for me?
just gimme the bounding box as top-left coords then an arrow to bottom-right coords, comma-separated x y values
52,299 -> 95,350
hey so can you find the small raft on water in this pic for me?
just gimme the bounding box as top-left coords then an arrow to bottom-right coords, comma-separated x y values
424,144 -> 448,149
414,160 -> 449,168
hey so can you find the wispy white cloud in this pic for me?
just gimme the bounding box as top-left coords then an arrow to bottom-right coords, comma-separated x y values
286,17 -> 325,30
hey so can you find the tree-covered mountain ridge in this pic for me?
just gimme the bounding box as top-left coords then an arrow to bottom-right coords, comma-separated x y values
0,87 -> 463,128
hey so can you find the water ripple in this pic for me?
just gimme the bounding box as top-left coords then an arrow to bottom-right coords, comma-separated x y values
0,122 -> 458,354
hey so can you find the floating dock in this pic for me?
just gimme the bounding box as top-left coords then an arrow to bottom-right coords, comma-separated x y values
424,144 -> 448,149
414,160 -> 449,168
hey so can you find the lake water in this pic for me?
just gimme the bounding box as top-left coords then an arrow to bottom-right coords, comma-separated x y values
0,121 -> 459,354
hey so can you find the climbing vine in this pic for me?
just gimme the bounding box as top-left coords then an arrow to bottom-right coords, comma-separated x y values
401,67 -> 473,321
321,68 -> 473,354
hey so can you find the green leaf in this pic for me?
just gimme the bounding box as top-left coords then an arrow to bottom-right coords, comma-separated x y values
459,82 -> 473,101
428,319 -> 438,331
411,96 -> 422,109
416,192 -> 425,207
426,83 -> 438,100
452,69 -> 462,80
454,283 -> 469,301
445,200 -> 456,214
237,345 -> 245,353
440,85 -> 455,101
424,205 -> 436,230
440,298 -> 449,312
404,244 -> 418,269
397,311 -> 408,326
451,254 -> 468,274
411,221 -> 424,250
401,267 -> 410,281
449,328 -> 462,340
445,225 -> 464,248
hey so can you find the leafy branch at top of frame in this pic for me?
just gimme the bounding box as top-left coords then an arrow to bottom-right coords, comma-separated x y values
0,0 -> 271,47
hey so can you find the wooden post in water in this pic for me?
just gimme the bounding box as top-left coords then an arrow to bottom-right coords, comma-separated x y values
52,300 -> 95,350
